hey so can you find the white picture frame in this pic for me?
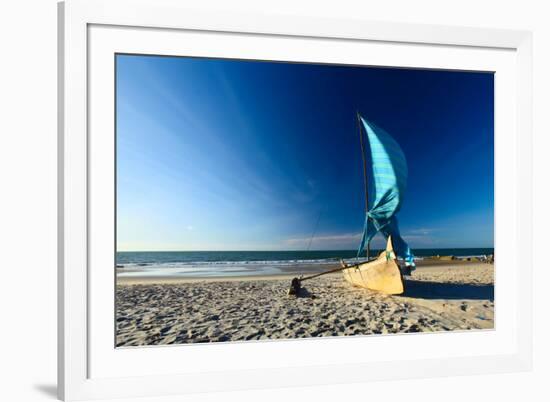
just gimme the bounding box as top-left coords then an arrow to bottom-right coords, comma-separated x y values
58,0 -> 533,400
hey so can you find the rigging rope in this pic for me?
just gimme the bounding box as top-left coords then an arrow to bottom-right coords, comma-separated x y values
306,207 -> 323,252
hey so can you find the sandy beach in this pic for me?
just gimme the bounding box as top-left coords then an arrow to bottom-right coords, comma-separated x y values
116,261 -> 494,347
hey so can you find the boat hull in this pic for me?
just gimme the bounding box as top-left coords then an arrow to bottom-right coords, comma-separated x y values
342,258 -> 404,294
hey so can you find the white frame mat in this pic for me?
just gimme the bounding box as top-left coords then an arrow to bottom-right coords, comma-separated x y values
58,0 -> 533,400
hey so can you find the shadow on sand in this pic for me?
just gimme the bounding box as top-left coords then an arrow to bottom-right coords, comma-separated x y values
404,280 -> 494,301
294,287 -> 315,299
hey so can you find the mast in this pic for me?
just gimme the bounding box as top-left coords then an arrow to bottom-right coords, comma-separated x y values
356,112 -> 370,260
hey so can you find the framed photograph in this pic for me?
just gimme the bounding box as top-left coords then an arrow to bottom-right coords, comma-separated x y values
58,0 -> 533,400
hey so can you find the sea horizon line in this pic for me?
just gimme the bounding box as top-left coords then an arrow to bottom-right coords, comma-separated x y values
116,247 -> 495,253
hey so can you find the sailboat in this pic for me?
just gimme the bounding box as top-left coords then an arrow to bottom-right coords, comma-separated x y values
287,114 -> 415,297
340,114 -> 416,295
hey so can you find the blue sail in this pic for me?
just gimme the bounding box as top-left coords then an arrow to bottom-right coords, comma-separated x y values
357,117 -> 415,266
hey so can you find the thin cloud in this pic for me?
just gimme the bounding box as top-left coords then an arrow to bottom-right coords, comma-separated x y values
403,227 -> 436,235
283,232 -> 362,249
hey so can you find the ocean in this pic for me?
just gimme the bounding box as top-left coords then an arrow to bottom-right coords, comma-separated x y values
116,248 -> 494,278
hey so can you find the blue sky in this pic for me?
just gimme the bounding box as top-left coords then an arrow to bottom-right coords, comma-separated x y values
116,54 -> 494,251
